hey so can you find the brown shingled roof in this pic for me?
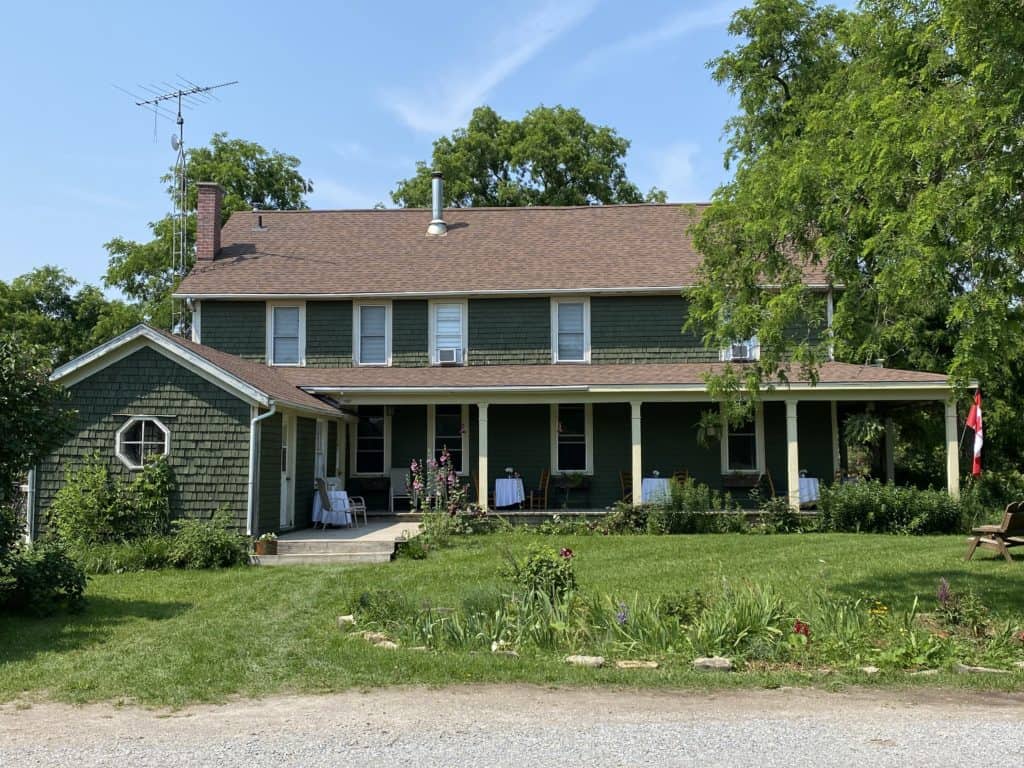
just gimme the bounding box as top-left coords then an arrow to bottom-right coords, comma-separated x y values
280,361 -> 947,391
151,329 -> 341,416
175,204 -> 831,297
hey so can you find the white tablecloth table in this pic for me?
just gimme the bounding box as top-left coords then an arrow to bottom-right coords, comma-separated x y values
641,477 -> 671,503
798,477 -> 820,505
313,489 -> 351,526
494,477 -> 525,508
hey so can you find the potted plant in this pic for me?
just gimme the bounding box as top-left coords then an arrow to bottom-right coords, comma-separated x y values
695,409 -> 722,448
253,532 -> 278,555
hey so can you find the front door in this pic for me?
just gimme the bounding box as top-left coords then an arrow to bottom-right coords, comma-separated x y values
280,413 -> 296,529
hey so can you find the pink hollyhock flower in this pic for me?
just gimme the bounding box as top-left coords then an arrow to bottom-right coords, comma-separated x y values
559,547 -> 574,559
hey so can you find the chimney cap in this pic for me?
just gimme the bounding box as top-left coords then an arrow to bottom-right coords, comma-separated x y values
431,170 -> 443,179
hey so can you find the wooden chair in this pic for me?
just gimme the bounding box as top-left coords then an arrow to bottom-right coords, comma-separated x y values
620,471 -> 633,503
528,468 -> 551,510
965,502 -> 1024,562
671,469 -> 689,485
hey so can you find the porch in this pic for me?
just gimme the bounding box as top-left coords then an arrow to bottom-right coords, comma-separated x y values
253,519 -> 422,565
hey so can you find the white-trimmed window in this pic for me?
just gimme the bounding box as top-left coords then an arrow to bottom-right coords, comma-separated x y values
429,404 -> 469,474
266,302 -> 305,366
352,406 -> 388,476
354,302 -> 391,366
551,298 -> 590,363
551,403 -> 593,474
719,336 -> 761,362
720,403 -> 766,473
115,416 -> 170,470
429,300 -> 467,365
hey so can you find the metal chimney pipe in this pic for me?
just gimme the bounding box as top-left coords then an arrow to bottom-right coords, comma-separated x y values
427,171 -> 447,236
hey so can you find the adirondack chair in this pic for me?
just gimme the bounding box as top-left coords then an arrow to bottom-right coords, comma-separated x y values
965,502 -> 1024,562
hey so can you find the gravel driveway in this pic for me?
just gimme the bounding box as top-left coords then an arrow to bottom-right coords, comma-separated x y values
2,685 -> 1021,767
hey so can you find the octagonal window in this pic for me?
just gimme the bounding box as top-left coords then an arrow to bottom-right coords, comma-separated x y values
115,416 -> 170,470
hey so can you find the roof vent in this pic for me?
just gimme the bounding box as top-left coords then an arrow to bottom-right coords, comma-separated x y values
426,171 -> 447,236
252,208 -> 268,232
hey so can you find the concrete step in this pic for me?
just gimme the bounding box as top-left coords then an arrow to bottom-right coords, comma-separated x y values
252,551 -> 393,566
366,511 -> 423,523
276,540 -> 398,555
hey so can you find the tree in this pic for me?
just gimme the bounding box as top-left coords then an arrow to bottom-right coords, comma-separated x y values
392,105 -> 666,207
0,267 -> 140,366
104,133 -> 312,328
0,337 -> 75,501
687,0 -> 1024,468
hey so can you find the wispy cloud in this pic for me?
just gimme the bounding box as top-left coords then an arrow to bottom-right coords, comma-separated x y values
308,177 -> 382,210
58,184 -> 140,210
649,142 -> 701,202
579,1 -> 741,73
381,0 -> 597,134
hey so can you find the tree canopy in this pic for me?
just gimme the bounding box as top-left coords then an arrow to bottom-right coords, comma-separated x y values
687,0 -> 1024,466
392,105 -> 666,207
0,267 -> 139,366
104,133 -> 312,327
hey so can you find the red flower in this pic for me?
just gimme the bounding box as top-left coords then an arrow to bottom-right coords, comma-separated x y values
559,547 -> 574,559
793,619 -> 811,638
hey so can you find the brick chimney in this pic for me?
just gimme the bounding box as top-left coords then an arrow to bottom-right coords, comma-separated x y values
196,182 -> 224,261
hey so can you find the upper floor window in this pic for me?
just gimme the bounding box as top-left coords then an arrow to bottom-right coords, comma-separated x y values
267,302 -> 305,366
719,336 -> 761,362
115,416 -> 170,470
551,298 -> 590,363
429,301 -> 467,365
551,403 -> 593,474
354,302 -> 391,366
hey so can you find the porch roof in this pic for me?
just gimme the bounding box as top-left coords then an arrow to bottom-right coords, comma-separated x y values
283,361 -> 950,395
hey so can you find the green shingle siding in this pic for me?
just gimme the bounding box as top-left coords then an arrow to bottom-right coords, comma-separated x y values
258,412 -> 282,534
640,403 -> 722,489
468,298 -> 550,365
393,300 -> 428,367
592,403 -> 630,508
35,346 -> 252,535
327,420 -> 339,475
591,296 -> 715,364
201,301 -> 266,360
306,301 -> 353,367
391,405 -> 427,470
486,405 -> 549,505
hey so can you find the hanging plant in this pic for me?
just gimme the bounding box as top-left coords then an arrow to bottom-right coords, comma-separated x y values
695,409 -> 722,448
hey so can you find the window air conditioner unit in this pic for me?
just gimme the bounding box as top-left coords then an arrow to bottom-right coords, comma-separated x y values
438,348 -> 461,365
729,343 -> 751,361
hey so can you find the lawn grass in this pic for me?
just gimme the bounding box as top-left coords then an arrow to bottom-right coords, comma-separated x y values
2,533 -> 1022,706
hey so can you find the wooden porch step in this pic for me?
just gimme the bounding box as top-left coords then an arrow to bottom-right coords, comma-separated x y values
276,539 -> 397,555
252,550 -> 393,566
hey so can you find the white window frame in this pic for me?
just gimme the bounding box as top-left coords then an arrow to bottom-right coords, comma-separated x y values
719,402 -> 766,474
550,403 -> 594,475
719,336 -> 761,362
428,299 -> 468,366
349,405 -> 391,477
115,415 -> 171,470
550,297 -> 591,364
427,404 -> 470,476
266,301 -> 306,366
353,301 -> 392,367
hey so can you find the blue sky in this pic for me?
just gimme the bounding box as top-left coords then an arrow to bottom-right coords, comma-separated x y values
1,0 -> 773,288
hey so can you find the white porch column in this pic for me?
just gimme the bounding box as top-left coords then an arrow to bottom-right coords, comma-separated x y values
884,417 -> 896,482
337,420 -> 347,481
630,401 -> 643,507
830,401 -> 841,481
785,400 -> 800,510
945,399 -> 960,499
478,403 -> 489,511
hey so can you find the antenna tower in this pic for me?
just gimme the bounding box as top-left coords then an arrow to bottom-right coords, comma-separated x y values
122,78 -> 238,334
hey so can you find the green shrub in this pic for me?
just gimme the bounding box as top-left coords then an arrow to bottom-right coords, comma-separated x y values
48,455 -> 175,545
601,502 -> 648,533
501,545 -> 577,601
644,478 -> 746,534
686,582 -> 789,659
818,480 -> 964,534
0,540 -> 86,615
168,510 -> 248,569
70,536 -> 173,574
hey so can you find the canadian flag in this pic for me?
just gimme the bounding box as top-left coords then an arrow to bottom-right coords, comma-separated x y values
965,391 -> 983,477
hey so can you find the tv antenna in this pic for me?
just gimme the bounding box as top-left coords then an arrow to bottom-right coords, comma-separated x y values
119,78 -> 238,334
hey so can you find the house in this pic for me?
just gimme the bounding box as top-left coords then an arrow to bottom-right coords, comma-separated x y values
26,177 -> 960,538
